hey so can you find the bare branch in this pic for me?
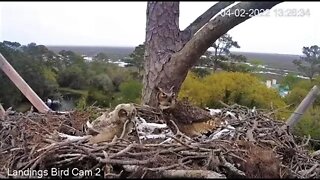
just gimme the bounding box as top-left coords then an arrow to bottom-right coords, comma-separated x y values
183,1 -> 235,38
173,2 -> 283,71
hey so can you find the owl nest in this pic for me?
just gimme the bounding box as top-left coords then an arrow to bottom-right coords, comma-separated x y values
0,104 -> 319,179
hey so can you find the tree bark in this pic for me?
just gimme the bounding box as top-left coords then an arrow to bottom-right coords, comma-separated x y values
183,2 -> 235,38
142,1 -> 283,107
142,2 -> 183,107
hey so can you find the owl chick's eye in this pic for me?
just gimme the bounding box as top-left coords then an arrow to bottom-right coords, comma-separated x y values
118,109 -> 128,118
160,93 -> 167,98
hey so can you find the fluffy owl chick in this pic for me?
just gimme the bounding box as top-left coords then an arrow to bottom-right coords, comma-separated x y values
156,86 -> 222,137
86,103 -> 136,144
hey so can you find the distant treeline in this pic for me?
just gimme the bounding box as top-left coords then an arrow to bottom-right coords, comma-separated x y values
47,46 -> 300,72
47,46 -> 135,60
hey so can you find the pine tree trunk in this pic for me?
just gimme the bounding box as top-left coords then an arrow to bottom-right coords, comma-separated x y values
142,1 -> 282,107
142,2 -> 184,107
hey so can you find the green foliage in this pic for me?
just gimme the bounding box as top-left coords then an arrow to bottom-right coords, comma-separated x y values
179,72 -> 287,118
191,67 -> 211,78
283,76 -> 320,145
294,106 -> 320,149
123,43 -> 145,79
249,59 -> 264,66
210,34 -> 242,71
0,41 -> 141,110
94,52 -> 109,62
245,58 -> 267,72
212,34 -> 240,56
194,34 -> 248,74
280,73 -> 302,90
284,78 -> 320,107
87,88 -> 113,107
76,95 -> 88,110
89,74 -> 114,92
293,45 -> 320,80
219,62 -> 252,73
58,65 -> 87,89
229,54 -> 247,62
108,80 -> 142,107
0,41 -> 61,107
42,67 -> 58,84
196,51 -> 213,67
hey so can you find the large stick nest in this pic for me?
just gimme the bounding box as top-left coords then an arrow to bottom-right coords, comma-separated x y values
0,104 -> 319,179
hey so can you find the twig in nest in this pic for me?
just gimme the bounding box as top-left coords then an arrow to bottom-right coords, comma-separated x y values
298,134 -> 311,148
219,153 -> 246,177
266,104 -> 293,116
109,144 -> 135,159
228,153 -> 247,163
58,132 -> 92,142
28,144 -> 38,159
311,150 -> 320,158
132,119 -> 142,144
0,173 -> 6,178
167,135 -> 194,149
49,156 -> 81,165
162,170 -> 226,179
179,151 -> 210,156
26,117 -> 51,135
123,164 -> 226,178
120,119 -> 130,139
246,120 -> 258,142
206,149 -> 221,172
179,155 -> 208,164
147,160 -> 192,171
71,143 -> 99,160
29,146 -> 54,170
219,101 -> 230,108
98,157 -> 154,165
169,120 -> 192,141
111,135 -> 118,143
159,137 -> 173,144
105,171 -> 124,179
300,163 -> 319,177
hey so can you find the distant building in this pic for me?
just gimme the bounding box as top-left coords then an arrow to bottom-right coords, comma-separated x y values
266,80 -> 272,88
81,55 -> 93,62
265,79 -> 289,97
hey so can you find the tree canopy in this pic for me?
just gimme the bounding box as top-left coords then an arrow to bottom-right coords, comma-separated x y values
293,45 -> 320,80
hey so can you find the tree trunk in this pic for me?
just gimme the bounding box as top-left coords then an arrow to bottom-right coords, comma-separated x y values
142,1 -> 282,107
142,2 -> 184,107
213,47 -> 219,72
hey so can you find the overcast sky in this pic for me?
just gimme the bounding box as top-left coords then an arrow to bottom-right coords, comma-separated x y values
0,2 -> 319,55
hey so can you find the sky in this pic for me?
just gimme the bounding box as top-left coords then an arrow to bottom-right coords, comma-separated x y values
0,1 -> 319,55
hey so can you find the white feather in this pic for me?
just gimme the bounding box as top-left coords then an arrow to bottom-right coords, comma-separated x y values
207,108 -> 222,115
86,121 -> 93,129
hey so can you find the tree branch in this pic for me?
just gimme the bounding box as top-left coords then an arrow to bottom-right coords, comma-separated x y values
0,103 -> 5,119
183,1 -> 235,38
173,2 -> 283,71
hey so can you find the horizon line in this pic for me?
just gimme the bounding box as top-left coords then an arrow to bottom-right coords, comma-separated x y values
45,45 -> 303,56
